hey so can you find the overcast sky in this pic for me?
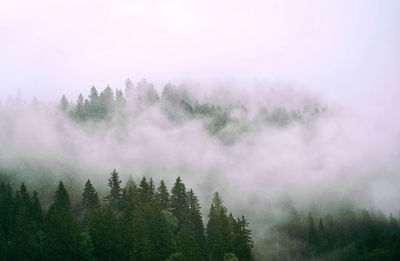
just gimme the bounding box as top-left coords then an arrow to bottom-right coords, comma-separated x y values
0,0 -> 399,105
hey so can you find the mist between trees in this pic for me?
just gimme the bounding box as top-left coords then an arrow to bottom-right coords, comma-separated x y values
1,79 -> 400,260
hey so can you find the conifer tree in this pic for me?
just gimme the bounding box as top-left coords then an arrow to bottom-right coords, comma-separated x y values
0,182 -> 14,241
231,216 -> 253,261
9,183 -> 42,261
149,177 -> 156,200
171,177 -> 189,230
89,86 -> 99,104
206,192 -> 231,261
76,93 -> 85,120
89,205 -> 121,261
139,176 -> 150,204
44,181 -> 79,261
81,179 -> 100,226
144,202 -> 175,260
187,189 -> 206,260
59,95 -> 69,111
106,169 -> 122,210
176,226 -> 201,261
31,190 -> 43,229
156,179 -> 170,211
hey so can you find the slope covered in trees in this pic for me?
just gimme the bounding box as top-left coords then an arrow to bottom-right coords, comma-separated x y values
255,202 -> 400,261
59,79 -> 325,144
0,171 -> 253,261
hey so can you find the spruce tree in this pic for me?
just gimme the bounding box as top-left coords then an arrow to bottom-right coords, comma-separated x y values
171,177 -> 189,230
149,177 -> 156,200
81,179 -> 100,226
231,216 -> 253,261
89,86 -> 99,104
139,176 -> 150,204
59,95 -> 69,111
89,205 -> 121,261
176,226 -> 201,261
9,183 -> 41,261
31,191 -> 43,229
156,180 -> 170,211
106,169 -> 122,210
187,189 -> 206,260
76,93 -> 85,120
44,181 -> 79,261
206,192 -> 231,261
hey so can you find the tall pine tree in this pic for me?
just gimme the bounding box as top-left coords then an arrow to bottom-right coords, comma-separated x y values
44,181 -> 79,261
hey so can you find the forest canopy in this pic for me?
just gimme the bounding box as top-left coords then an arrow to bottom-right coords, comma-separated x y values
0,171 -> 253,261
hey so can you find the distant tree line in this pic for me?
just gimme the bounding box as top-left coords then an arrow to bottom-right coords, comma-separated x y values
59,80 -> 325,138
259,204 -> 400,261
0,170 -> 253,261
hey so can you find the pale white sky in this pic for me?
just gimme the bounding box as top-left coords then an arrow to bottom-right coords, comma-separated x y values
0,0 -> 399,104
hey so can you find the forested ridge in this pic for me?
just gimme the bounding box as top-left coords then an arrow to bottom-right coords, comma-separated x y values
256,202 -> 400,260
0,170 -> 253,261
58,79 -> 325,144
1,81 -> 400,260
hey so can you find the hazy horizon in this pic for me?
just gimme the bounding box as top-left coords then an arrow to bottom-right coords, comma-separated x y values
1,1 -> 400,260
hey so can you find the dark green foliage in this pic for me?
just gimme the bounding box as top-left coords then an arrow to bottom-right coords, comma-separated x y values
78,232 -> 95,261
106,169 -> 122,210
187,189 -> 207,260
176,226 -> 201,261
60,82 -> 326,146
81,179 -> 100,227
206,192 -> 233,261
0,174 -> 253,261
165,252 -> 186,261
270,207 -> 400,260
230,216 -> 253,261
9,183 -> 42,261
139,176 -> 151,204
224,253 -> 239,261
89,205 -> 121,261
44,181 -> 79,260
171,176 -> 189,229
156,179 -> 170,210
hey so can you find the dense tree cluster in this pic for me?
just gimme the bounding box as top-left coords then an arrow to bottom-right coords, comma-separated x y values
59,79 -> 325,143
259,205 -> 400,261
0,171 -> 253,261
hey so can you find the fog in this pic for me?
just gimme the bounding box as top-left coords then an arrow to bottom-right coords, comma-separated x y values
1,1 -> 400,259
1,82 -> 400,243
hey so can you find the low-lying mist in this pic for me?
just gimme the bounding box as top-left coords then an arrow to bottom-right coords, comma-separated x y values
1,80 -> 399,254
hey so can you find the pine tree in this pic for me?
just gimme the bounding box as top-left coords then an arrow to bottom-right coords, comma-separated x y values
144,202 -> 175,260
187,189 -> 206,260
206,192 -> 231,261
121,176 -> 140,211
115,89 -> 126,108
171,177 -> 189,230
89,205 -> 121,261
81,179 -> 100,226
231,216 -> 253,261
31,190 -> 43,229
59,95 -> 69,111
156,180 -> 170,211
9,183 -> 42,261
0,182 -> 14,259
176,226 -> 201,261
99,86 -> 115,116
139,176 -> 150,204
89,86 -> 99,104
76,93 -> 85,120
44,181 -> 79,261
149,177 -> 156,200
106,169 -> 122,210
